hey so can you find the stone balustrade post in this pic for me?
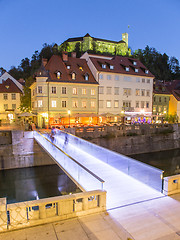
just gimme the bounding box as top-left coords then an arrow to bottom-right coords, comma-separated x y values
39,204 -> 46,219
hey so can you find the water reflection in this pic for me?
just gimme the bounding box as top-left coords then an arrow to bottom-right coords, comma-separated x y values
0,165 -> 81,204
131,149 -> 180,177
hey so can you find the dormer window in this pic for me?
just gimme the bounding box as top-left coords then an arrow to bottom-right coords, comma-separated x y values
133,61 -> 137,66
79,66 -> 83,71
67,65 -> 70,69
102,64 -> 106,69
57,71 -> 61,79
135,68 -> 138,73
125,67 -> 129,72
145,70 -> 149,74
110,65 -> 114,70
85,73 -> 89,81
72,72 -> 76,80
5,85 -> 9,89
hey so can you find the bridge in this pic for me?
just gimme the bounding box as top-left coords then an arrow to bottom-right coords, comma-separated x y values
34,130 -> 164,210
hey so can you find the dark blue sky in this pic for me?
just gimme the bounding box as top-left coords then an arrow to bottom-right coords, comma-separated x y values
0,0 -> 180,71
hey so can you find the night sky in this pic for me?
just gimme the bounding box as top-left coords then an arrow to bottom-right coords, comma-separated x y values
0,0 -> 180,71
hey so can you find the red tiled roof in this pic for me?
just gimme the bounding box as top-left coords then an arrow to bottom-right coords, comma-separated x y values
166,80 -> 180,100
45,55 -> 98,84
89,55 -> 154,77
153,81 -> 171,95
0,78 -> 23,93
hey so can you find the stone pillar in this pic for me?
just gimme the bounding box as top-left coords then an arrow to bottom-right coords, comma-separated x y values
39,205 -> 46,219
82,197 -> 88,211
0,198 -> 7,231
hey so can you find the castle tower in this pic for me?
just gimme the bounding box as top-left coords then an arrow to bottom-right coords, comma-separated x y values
122,33 -> 128,46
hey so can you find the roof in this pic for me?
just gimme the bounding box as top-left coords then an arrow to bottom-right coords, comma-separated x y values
0,78 -> 23,93
43,55 -> 98,84
65,33 -> 126,44
153,81 -> 171,95
89,55 -> 154,77
166,80 -> 180,101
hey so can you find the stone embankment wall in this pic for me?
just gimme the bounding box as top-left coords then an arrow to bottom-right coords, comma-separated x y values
76,124 -> 180,155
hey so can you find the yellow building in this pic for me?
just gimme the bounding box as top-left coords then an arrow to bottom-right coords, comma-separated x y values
30,54 -> 99,128
0,73 -> 23,122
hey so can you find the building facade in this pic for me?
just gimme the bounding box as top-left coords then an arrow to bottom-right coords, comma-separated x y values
30,54 -> 99,128
60,33 -> 131,56
81,53 -> 154,123
152,81 -> 171,123
0,73 -> 23,121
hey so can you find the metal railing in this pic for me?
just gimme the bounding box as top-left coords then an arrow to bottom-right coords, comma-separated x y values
34,131 -> 105,191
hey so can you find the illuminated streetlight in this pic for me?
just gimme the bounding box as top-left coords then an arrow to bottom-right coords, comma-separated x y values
68,110 -> 71,128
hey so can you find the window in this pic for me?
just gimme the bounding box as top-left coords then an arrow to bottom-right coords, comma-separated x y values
91,89 -> 95,95
135,68 -> 138,73
159,97 -> 161,103
159,106 -> 162,112
110,65 -> 114,70
99,74 -> 103,79
123,88 -> 131,96
99,100 -> 103,108
91,101 -> 95,108
72,72 -> 76,80
99,86 -> 104,94
33,89 -> 35,96
146,102 -> 149,108
146,90 -> 150,97
154,96 -> 156,102
107,87 -> 112,95
38,100 -> 42,107
67,65 -> 70,69
136,101 -> 139,108
82,101 -> 86,108
153,106 -> 156,112
62,87 -> 66,94
114,100 -> 119,108
124,76 -> 131,82
3,94 -> 8,100
12,104 -> 16,109
106,101 -> 111,108
73,100 -> 78,108
115,75 -> 119,81
145,70 -> 149,74
32,102 -> 34,108
57,72 -> 61,79
164,107 -> 167,112
125,67 -> 129,71
164,97 -> 167,103
136,77 -> 140,82
73,88 -> 77,95
142,78 -> 145,83
52,100 -> 56,108
123,101 -> 131,108
133,61 -> 137,65
4,104 -> 8,110
141,89 -> 145,96
38,86 -> 42,94
141,101 -> 145,108
11,93 -> 16,100
85,74 -> 89,81
102,64 -> 106,69
147,79 -> 150,83
107,75 -> 111,80
52,87 -> 56,94
82,88 -> 86,95
136,89 -> 140,96
62,101 -> 66,108
114,87 -> 119,95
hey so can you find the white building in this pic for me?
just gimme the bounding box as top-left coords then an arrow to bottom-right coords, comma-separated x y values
81,53 -> 154,122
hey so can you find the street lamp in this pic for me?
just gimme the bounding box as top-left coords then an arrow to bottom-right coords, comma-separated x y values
68,110 -> 71,128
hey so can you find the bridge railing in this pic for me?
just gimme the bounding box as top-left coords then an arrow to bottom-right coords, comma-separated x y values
55,129 -> 164,192
33,131 -> 105,192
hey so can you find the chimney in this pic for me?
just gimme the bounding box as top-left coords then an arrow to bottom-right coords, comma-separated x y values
42,58 -> 48,67
71,52 -> 76,58
62,51 -> 68,62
